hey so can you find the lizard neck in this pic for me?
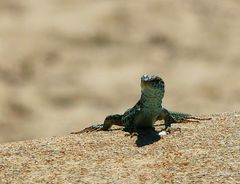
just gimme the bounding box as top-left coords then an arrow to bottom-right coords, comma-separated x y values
140,90 -> 163,109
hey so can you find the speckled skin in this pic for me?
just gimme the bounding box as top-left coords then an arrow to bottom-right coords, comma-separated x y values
75,75 -> 207,134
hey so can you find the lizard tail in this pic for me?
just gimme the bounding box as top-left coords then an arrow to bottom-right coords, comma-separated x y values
169,111 -> 211,123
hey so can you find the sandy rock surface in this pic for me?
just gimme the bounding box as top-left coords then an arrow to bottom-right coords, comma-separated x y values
0,112 -> 239,183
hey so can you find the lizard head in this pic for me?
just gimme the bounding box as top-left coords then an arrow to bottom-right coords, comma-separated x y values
141,74 -> 165,96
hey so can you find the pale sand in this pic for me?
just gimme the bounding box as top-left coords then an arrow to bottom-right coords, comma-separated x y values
0,112 -> 239,183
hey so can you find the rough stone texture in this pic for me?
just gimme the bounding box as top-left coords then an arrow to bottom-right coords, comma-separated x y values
0,112 -> 239,183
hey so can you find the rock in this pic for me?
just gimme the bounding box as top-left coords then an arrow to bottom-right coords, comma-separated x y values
0,112 -> 239,183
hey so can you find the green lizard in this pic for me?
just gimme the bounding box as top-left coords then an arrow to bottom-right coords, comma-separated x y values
72,74 -> 210,135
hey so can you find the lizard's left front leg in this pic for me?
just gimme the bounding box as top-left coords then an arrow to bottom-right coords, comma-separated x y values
157,108 -> 179,134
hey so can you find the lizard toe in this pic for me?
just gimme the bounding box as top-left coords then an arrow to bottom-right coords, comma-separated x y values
71,124 -> 104,134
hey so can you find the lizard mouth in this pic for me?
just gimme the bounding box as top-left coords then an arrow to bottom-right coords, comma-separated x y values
141,79 -> 156,90
141,74 -> 164,91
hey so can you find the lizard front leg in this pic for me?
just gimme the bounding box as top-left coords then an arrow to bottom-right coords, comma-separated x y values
157,108 -> 211,134
71,114 -> 123,134
158,108 -> 176,132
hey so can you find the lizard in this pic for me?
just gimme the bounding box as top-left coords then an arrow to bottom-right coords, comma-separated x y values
72,74 -> 211,135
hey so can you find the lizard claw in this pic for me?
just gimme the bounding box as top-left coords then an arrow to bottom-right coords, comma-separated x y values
166,127 -> 181,134
159,127 -> 181,135
130,132 -> 138,137
71,124 -> 103,134
124,132 -> 138,137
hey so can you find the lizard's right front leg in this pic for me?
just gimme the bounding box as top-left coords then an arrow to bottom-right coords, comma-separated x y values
71,114 -> 123,134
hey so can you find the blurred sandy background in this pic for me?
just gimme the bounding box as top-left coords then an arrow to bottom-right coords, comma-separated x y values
0,0 -> 240,143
